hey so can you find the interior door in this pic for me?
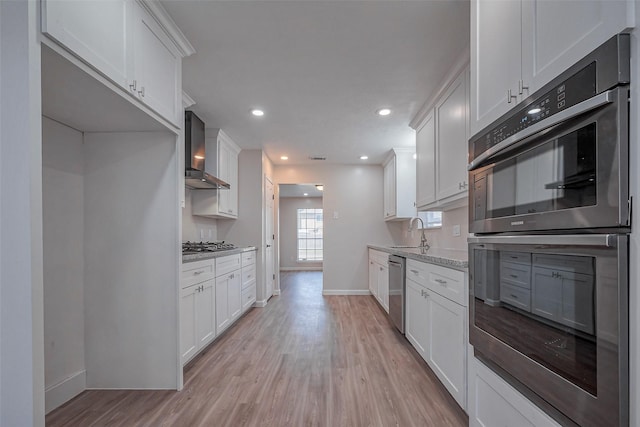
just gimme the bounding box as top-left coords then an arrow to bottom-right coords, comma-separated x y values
265,177 -> 275,300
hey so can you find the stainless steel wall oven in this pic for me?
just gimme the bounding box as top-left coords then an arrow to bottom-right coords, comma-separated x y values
468,34 -> 630,427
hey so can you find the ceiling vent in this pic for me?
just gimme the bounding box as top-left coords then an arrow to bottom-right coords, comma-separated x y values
308,155 -> 327,161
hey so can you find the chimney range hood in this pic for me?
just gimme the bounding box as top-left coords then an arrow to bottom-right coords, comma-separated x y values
185,111 -> 230,190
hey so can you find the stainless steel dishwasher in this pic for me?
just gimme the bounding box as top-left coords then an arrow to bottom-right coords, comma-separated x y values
388,255 -> 406,334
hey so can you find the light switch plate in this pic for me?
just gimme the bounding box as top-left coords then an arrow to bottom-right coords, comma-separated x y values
452,224 -> 461,237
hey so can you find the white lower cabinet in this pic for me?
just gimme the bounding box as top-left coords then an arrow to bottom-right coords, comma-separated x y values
469,355 -> 560,427
368,249 -> 389,313
180,276 -> 216,365
215,265 -> 242,334
405,258 -> 467,410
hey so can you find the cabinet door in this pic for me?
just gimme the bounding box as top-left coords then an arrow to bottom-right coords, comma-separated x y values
217,140 -> 231,215
180,285 -> 198,364
228,149 -> 238,216
378,264 -> 389,313
560,272 -> 594,334
471,0 -> 522,135
368,259 -> 378,297
132,2 -> 180,125
406,279 -> 430,359
436,70 -> 469,202
531,267 -> 561,322
41,0 -> 131,89
215,276 -> 230,334
228,271 -> 242,321
427,291 -> 466,408
416,112 -> 436,208
196,279 -> 216,349
383,158 -> 396,218
522,0 -> 629,95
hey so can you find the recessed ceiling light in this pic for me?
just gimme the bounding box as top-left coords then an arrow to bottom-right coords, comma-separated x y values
251,109 -> 264,117
194,154 -> 204,160
303,193 -> 309,196
377,108 -> 391,116
280,156 -> 289,160
360,155 -> 369,160
527,107 -> 542,115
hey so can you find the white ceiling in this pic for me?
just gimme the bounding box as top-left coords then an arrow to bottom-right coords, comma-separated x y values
162,0 -> 470,165
279,184 -> 324,198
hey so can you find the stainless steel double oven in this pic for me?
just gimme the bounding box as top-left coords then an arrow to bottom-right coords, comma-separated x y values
468,34 -> 630,427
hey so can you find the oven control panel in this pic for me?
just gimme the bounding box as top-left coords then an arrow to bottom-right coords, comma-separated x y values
472,62 -> 597,160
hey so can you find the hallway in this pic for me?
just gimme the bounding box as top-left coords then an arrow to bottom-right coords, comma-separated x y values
46,271 -> 467,426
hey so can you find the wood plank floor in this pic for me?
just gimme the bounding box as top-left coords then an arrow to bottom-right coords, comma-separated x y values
46,271 -> 468,426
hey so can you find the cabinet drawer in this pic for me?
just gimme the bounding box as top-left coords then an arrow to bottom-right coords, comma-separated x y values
181,260 -> 214,281
241,250 -> 256,267
242,266 -> 256,290
500,283 -> 531,312
500,251 -> 531,265
532,254 -> 593,275
407,259 -> 429,287
369,249 -> 389,266
426,264 -> 466,306
216,254 -> 241,277
500,261 -> 531,289
242,282 -> 256,312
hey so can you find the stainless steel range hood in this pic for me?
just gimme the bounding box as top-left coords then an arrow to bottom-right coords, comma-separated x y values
185,111 -> 230,190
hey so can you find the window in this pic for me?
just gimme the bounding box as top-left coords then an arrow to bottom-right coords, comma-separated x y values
418,211 -> 442,229
297,208 -> 323,261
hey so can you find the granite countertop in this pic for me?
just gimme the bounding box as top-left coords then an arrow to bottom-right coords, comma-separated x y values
182,246 -> 257,263
368,244 -> 468,270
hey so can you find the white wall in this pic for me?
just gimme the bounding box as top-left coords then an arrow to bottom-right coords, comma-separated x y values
0,1 -> 45,425
279,196 -> 323,270
83,131 -> 179,389
388,205 -> 468,251
182,187 -> 218,242
274,164 -> 395,294
217,150 -> 271,303
42,117 -> 86,412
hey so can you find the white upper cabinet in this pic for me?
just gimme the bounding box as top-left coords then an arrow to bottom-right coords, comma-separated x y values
383,148 -> 416,221
471,0 -> 631,136
41,0 -> 132,89
131,2 -> 181,126
192,130 -> 241,219
413,64 -> 469,211
415,112 -> 436,209
435,69 -> 469,204
41,0 -> 193,128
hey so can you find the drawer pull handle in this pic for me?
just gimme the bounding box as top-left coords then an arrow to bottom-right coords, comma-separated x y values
434,278 -> 447,285
193,270 -> 204,275
410,269 -> 419,274
511,256 -> 518,259
510,294 -> 518,299
510,274 -> 518,278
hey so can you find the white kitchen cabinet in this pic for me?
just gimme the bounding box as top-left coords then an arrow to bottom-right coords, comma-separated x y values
405,258 -> 468,410
412,65 -> 469,212
192,130 -> 241,219
41,0 -> 131,90
41,0 -> 190,128
241,251 -> 257,313
383,148 -> 416,221
180,259 -> 216,365
415,112 -> 436,209
368,249 -> 389,313
215,254 -> 243,334
469,356 -> 560,427
435,70 -> 469,205
131,2 -> 181,125
471,0 -> 631,136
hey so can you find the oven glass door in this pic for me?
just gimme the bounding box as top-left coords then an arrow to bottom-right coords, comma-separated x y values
470,87 -> 628,234
469,235 -> 628,427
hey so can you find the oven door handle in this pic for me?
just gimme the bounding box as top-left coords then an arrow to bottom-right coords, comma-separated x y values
468,234 -> 618,248
468,89 -> 615,171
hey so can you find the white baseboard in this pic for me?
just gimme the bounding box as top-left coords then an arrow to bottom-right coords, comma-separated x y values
280,267 -> 323,271
322,290 -> 371,296
253,299 -> 268,308
45,369 -> 86,414
273,289 -> 281,296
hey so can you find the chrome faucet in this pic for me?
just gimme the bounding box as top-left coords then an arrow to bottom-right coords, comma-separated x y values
410,217 -> 430,251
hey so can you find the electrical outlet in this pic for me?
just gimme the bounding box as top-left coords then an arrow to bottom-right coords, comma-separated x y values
452,224 -> 461,237
333,211 -> 339,219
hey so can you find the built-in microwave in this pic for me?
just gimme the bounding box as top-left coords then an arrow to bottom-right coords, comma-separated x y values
468,34 -> 630,235
469,234 -> 628,427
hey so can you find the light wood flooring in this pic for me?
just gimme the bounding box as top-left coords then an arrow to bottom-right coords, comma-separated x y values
46,271 -> 468,426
